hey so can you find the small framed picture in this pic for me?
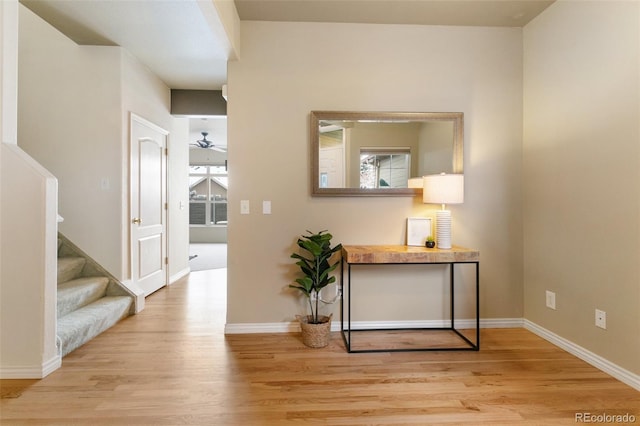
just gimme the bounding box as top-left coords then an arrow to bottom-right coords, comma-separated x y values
407,217 -> 432,246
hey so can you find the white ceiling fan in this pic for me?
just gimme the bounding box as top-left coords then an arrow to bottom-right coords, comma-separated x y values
191,132 -> 226,152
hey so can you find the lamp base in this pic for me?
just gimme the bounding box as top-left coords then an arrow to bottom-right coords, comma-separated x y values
435,210 -> 452,249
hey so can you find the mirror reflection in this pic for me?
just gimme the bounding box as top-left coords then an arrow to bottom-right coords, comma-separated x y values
311,111 -> 463,196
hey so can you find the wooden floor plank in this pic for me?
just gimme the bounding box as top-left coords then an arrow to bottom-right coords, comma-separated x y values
1,269 -> 638,425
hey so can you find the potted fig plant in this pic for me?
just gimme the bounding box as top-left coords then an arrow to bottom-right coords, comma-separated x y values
290,230 -> 342,348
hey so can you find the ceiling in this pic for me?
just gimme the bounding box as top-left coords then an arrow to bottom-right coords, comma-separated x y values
21,0 -> 555,91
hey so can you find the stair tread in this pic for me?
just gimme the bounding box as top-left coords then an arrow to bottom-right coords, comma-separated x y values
57,257 -> 85,267
57,276 -> 110,318
57,296 -> 132,356
57,257 -> 86,284
58,275 -> 109,290
58,296 -> 131,325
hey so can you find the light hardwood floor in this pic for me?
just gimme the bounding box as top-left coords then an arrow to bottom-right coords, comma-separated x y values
2,269 -> 639,425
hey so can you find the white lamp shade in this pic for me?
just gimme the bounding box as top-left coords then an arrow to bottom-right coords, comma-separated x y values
423,174 -> 464,205
407,177 -> 423,188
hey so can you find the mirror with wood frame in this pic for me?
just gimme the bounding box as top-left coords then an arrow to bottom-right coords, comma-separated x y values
310,111 -> 464,196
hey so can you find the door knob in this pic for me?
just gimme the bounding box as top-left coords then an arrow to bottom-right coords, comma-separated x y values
132,218 -> 141,224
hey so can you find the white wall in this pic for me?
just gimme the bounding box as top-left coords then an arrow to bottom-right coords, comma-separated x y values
18,5 -> 189,286
168,118 -> 191,280
1,144 -> 59,378
1,0 -> 60,378
523,1 -> 640,375
1,0 -> 18,146
227,21 -> 524,325
18,6 -> 123,276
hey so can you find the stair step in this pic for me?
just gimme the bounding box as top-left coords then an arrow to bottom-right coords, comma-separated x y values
57,276 -> 109,318
57,296 -> 132,357
57,257 -> 86,284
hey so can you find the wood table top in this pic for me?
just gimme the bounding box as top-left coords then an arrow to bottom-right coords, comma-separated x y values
341,245 -> 479,264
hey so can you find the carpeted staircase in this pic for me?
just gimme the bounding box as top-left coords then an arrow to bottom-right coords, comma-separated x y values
57,234 -> 135,357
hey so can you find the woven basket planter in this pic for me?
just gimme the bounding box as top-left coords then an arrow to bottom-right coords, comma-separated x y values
297,314 -> 332,348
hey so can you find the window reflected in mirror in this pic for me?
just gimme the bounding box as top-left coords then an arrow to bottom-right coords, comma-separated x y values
359,148 -> 410,189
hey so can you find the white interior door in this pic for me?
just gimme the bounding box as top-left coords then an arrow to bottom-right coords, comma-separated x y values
319,146 -> 345,188
130,113 -> 168,296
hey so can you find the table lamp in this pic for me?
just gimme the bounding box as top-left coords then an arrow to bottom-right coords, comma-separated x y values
423,173 -> 464,249
407,177 -> 423,188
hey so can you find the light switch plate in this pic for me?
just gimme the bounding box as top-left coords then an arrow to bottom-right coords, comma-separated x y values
240,200 -> 250,215
100,177 -> 110,190
263,200 -> 271,214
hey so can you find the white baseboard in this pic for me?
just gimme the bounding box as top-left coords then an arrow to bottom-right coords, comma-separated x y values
524,320 -> 640,392
224,318 -> 523,334
225,322 -> 299,334
0,354 -> 61,379
481,317 -> 524,328
169,267 -> 190,284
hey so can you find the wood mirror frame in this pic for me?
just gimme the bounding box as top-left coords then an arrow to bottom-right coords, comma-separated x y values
311,111 -> 464,197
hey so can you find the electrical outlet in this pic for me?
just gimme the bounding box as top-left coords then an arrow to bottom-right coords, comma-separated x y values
595,309 -> 606,329
545,290 -> 556,310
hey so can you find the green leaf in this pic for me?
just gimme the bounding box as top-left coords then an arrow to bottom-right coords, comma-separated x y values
300,239 -> 322,257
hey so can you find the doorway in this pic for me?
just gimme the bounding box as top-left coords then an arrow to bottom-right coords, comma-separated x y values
188,117 -> 228,271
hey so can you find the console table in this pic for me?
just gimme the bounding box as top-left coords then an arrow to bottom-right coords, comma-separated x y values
340,245 -> 480,353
